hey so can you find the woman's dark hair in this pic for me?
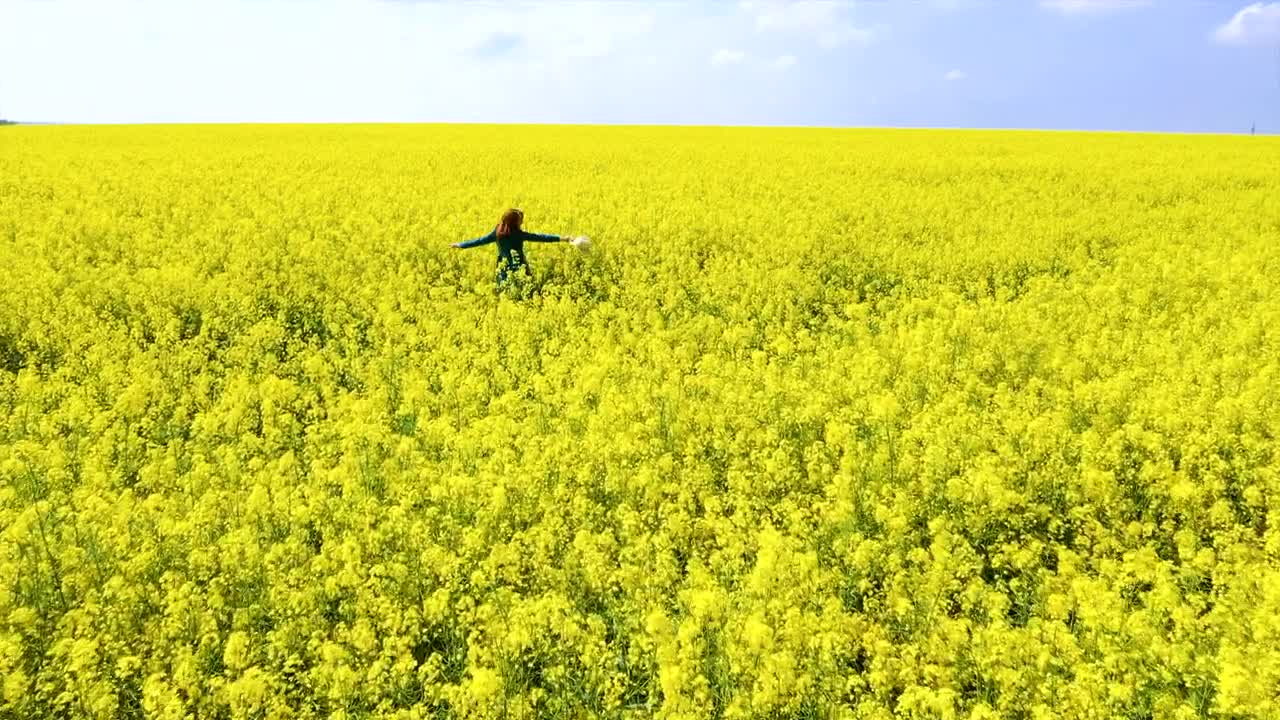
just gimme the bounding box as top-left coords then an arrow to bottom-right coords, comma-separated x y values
497,208 -> 524,239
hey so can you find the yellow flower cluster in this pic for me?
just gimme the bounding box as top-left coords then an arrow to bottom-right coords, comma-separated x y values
1,124 -> 1278,718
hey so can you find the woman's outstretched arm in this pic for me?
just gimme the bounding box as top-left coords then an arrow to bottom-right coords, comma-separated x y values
520,230 -> 568,243
452,227 -> 498,249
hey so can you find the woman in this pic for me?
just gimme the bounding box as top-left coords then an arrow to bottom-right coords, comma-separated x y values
452,208 -> 571,290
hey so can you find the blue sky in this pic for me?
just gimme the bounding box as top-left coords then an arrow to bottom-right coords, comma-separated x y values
1,0 -> 1278,132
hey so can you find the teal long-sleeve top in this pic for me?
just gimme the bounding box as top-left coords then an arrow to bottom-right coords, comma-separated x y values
457,226 -> 563,273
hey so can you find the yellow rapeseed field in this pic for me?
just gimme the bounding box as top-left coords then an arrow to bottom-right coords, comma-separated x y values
1,124 -> 1278,719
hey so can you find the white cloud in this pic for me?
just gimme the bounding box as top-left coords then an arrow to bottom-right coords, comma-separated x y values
817,25 -> 876,49
1213,2 -> 1280,45
0,0 -> 666,123
773,54 -> 798,69
1039,0 -> 1152,15
711,49 -> 747,66
739,0 -> 876,48
452,3 -> 657,63
944,69 -> 967,81
928,0 -> 992,9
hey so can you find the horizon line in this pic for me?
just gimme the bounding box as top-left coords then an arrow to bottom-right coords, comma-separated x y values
1,119 -> 1274,137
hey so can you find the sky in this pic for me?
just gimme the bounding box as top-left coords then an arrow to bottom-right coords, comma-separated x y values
1,0 -> 1279,132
